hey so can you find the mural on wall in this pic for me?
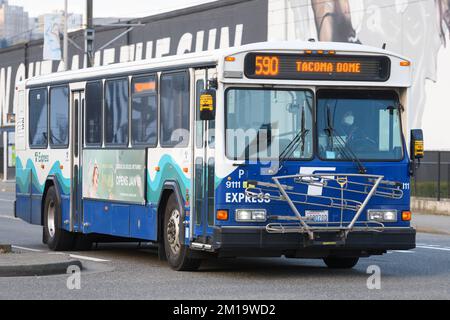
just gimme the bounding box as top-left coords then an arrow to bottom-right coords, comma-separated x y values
1,0 -> 449,148
0,0 -> 268,128
276,0 -> 450,148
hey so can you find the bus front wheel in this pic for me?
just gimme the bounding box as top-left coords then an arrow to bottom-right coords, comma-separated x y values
323,256 -> 359,269
163,193 -> 201,271
43,186 -> 75,251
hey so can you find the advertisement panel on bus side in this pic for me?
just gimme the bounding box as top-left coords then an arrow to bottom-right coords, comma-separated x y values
83,150 -> 146,204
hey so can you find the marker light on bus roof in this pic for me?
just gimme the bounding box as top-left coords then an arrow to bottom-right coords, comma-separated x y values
304,50 -> 336,55
400,61 -> 411,67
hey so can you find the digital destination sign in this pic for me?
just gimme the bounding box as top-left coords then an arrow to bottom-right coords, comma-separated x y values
244,53 -> 391,82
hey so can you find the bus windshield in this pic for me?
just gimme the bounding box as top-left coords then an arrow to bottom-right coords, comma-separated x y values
317,90 -> 404,161
226,88 -> 314,160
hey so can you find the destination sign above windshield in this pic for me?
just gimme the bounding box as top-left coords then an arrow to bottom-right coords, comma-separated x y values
244,53 -> 391,82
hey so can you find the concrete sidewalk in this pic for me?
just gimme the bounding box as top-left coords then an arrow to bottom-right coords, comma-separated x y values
0,251 -> 82,277
0,180 -> 14,193
412,213 -> 450,236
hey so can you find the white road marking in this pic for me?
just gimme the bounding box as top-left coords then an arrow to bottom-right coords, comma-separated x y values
417,245 -> 450,252
12,245 -> 44,252
0,199 -> 15,203
392,250 -> 415,254
69,254 -> 110,262
0,214 -> 18,220
12,245 -> 111,263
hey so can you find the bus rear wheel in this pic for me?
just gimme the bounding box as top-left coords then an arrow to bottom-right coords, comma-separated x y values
163,193 -> 201,271
44,186 -> 75,251
323,256 -> 359,269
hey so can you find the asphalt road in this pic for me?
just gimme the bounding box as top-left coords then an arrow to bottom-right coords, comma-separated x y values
1,191 -> 450,300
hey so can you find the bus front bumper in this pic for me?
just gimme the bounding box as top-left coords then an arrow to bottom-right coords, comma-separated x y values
211,227 -> 416,258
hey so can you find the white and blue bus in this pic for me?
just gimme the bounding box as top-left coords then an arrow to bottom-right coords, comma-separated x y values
15,41 -> 423,271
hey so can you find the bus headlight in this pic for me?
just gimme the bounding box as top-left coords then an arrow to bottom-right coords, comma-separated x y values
235,209 -> 267,222
368,210 -> 398,222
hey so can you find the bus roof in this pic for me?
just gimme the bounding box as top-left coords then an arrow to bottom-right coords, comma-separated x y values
25,41 -> 411,88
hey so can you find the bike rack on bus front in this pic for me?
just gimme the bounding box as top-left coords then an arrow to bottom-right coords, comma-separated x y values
245,174 -> 404,245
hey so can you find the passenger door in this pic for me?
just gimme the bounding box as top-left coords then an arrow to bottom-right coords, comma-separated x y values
192,69 -> 217,241
70,90 -> 84,232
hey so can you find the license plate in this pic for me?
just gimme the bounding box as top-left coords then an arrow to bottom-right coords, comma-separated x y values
305,211 -> 329,223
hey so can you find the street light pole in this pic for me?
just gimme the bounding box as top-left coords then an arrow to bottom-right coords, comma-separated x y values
63,0 -> 68,70
85,0 -> 94,67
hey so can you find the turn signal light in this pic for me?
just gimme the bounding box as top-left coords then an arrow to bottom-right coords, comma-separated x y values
225,56 -> 236,62
402,211 -> 412,221
216,210 -> 229,221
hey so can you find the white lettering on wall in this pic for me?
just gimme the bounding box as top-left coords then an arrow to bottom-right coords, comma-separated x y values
155,38 -> 171,58
0,24 -> 245,126
177,33 -> 193,55
0,66 -> 11,125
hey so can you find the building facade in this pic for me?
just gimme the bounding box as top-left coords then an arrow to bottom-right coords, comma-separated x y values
0,0 -> 449,180
0,0 -> 29,47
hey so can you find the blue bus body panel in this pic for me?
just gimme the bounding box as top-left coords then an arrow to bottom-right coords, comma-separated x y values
15,157 -> 72,229
213,159 -> 411,231
83,200 -> 158,241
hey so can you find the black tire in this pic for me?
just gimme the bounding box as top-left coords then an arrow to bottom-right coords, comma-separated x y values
323,256 -> 360,269
43,186 -> 75,251
163,193 -> 201,271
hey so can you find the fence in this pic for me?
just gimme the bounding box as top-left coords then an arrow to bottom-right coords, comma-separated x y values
412,151 -> 450,201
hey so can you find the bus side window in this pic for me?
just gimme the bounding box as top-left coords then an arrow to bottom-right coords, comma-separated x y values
105,78 -> 129,146
29,88 -> 48,148
195,79 -> 205,149
49,86 -> 69,148
160,71 -> 190,148
131,75 -> 157,147
85,81 -> 103,147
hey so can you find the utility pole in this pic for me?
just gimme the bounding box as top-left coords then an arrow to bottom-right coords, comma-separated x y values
85,0 -> 94,67
63,0 -> 69,71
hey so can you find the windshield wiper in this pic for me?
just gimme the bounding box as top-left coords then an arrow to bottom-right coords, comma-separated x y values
279,106 -> 310,163
325,106 -> 367,174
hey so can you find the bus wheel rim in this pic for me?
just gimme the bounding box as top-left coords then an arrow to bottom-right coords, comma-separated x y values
167,209 -> 181,255
47,201 -> 56,238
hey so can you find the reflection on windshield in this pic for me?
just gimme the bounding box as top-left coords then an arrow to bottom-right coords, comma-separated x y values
226,89 -> 314,161
317,90 -> 404,161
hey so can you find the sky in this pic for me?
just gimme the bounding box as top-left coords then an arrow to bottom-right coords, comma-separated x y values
8,0 -> 216,18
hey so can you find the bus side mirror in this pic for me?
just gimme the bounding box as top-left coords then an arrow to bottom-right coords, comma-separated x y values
410,129 -> 424,160
199,89 -> 216,121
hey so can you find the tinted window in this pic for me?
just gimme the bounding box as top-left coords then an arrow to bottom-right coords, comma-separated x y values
49,86 -> 69,147
131,76 -> 157,146
226,89 -> 314,160
160,72 -> 190,147
195,79 -> 205,149
105,78 -> 129,146
29,88 -> 48,148
317,90 -> 404,161
85,81 -> 103,146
